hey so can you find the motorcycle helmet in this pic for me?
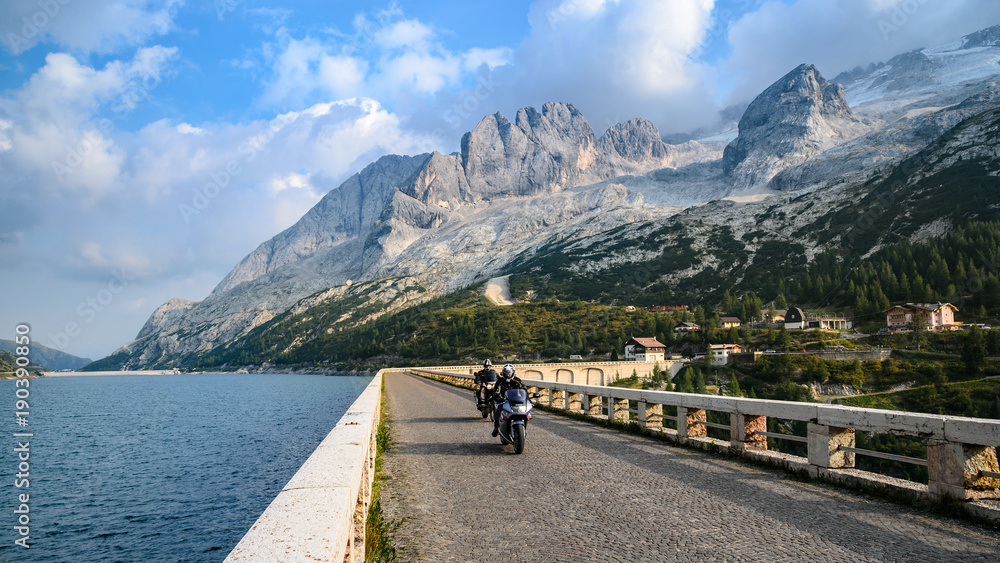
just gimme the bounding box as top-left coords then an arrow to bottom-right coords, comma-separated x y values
483,359 -> 492,368
501,364 -> 514,377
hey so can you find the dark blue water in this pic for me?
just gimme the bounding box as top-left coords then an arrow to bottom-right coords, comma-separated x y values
0,373 -> 372,562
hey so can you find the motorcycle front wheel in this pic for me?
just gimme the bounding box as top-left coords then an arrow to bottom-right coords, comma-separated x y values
512,424 -> 525,454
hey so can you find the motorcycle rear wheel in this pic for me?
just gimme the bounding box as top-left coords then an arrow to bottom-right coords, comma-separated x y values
512,424 -> 525,454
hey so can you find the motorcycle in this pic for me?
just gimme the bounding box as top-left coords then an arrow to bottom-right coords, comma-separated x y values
476,370 -> 499,419
493,387 -> 537,455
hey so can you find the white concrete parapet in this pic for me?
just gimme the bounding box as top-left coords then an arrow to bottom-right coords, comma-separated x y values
225,372 -> 383,563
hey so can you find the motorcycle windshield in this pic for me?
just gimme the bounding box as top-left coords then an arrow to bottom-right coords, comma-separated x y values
506,388 -> 527,403
482,371 -> 498,383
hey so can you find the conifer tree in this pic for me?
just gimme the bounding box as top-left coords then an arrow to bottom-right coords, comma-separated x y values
963,325 -> 987,374
728,373 -> 742,397
694,371 -> 707,394
676,368 -> 694,393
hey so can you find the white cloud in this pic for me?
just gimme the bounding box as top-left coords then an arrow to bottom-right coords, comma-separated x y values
73,241 -> 155,277
488,0 -> 717,134
0,119 -> 12,151
463,47 -> 514,72
374,19 -> 435,51
0,47 -> 179,198
1,0 -> 181,55
176,123 -> 206,135
269,172 -> 313,197
254,12 -> 513,112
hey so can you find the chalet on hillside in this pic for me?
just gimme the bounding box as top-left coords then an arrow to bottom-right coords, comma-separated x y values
708,343 -> 742,366
624,337 -> 666,362
719,317 -> 742,329
885,302 -> 959,333
674,322 -> 701,333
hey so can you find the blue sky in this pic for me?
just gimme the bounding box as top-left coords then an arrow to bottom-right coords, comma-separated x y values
2,0 -> 999,360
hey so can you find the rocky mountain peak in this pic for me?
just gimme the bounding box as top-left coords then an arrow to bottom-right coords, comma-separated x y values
461,102 -> 599,197
723,63 -> 870,190
962,25 -> 1000,48
135,298 -> 198,340
871,50 -> 941,92
599,118 -> 671,161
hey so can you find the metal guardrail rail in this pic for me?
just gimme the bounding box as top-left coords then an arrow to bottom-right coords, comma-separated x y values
838,446 -> 928,467
693,420 -> 732,431
753,431 -> 808,443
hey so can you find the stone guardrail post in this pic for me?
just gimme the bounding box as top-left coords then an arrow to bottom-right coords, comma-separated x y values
677,407 -> 707,440
567,392 -> 583,413
584,393 -> 603,417
731,414 -> 768,451
552,389 -> 567,410
927,440 -> 1000,500
807,424 -> 855,469
611,397 -> 630,422
538,386 -> 552,407
639,400 -> 663,430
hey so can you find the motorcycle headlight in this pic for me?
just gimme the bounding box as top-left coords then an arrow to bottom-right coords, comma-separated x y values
485,383 -> 495,390
513,404 -> 527,413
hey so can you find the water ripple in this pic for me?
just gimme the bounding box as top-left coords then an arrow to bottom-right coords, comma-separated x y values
0,373 -> 370,562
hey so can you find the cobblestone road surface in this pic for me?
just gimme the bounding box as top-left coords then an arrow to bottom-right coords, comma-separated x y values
380,372 -> 1000,562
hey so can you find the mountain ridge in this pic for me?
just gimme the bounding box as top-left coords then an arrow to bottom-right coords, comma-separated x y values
90,25 -> 1000,370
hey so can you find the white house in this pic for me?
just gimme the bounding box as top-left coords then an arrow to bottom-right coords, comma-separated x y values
708,343 -> 742,366
624,337 -> 667,362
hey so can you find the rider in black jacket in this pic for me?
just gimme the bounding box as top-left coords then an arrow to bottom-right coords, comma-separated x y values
492,364 -> 524,437
473,359 -> 498,407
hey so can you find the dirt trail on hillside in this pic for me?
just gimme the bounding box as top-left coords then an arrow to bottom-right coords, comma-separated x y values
484,275 -> 513,305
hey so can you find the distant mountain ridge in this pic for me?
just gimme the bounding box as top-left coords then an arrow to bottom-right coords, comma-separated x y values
0,340 -> 91,371
97,25 -> 1000,370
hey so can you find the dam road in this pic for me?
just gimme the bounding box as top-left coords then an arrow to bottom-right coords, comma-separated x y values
381,371 -> 1000,562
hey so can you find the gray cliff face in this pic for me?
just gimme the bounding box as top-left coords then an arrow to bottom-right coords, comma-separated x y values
461,102 -> 600,198
213,153 -> 431,295
723,64 -> 871,190
122,102 -> 720,367
135,298 -> 197,340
